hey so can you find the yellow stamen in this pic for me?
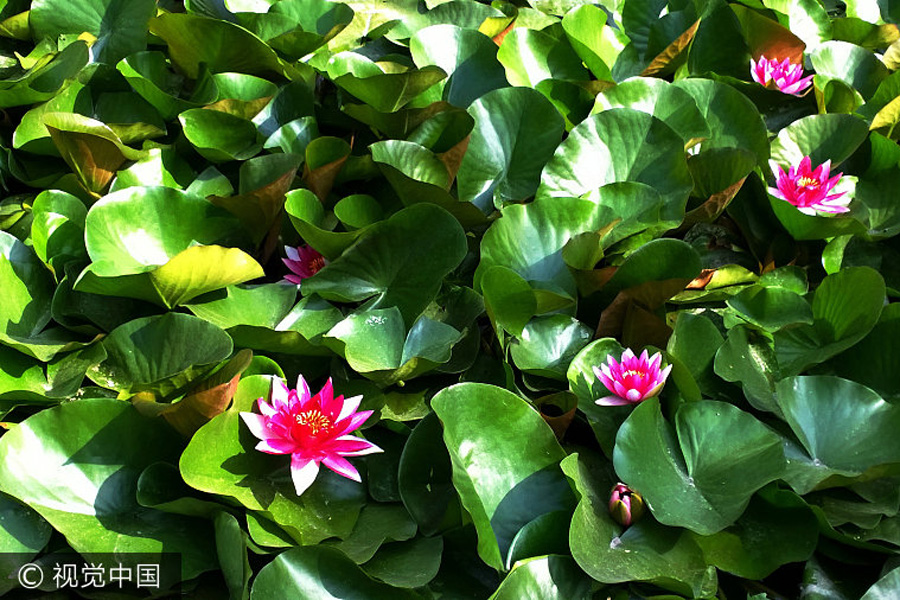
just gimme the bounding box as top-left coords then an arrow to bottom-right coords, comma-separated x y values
295,409 -> 332,435
797,176 -> 819,188
621,369 -> 646,379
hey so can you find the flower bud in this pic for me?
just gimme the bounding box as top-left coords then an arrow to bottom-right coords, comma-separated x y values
609,483 -> 644,527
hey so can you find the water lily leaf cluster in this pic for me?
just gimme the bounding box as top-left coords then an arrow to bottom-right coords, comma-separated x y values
0,0 -> 898,598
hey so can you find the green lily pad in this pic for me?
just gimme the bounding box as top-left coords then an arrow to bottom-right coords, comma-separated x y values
116,51 -> 218,120
0,399 -> 216,581
369,140 -> 488,228
457,86 -> 564,209
12,82 -> 92,156
497,26 -> 590,88
714,325 -> 782,414
431,382 -> 573,570
593,77 -> 710,143
0,345 -> 48,403
613,398 -> 786,535
189,284 -> 340,356
0,41 -> 88,108
29,189 -> 87,275
284,188 -> 368,260
667,312 -> 723,396
249,546 -> 421,599
361,535 -> 444,588
0,491 -> 51,556
776,375 -> 900,492
509,315 -> 591,380
43,112 -> 147,194
828,303 -> 900,402
236,0 -> 354,60
88,312 -> 233,395
109,146 -> 196,192
409,24 -> 508,108
79,186 -> 261,307
672,78 -> 769,165
774,267 -> 885,376
0,230 -> 84,361
602,238 -> 702,301
31,0 -> 156,64
397,412 -> 456,536
149,12 -> 292,79
691,486 -> 818,579
303,204 -> 467,324
560,452 -> 716,598
537,107 -> 692,208
489,555 -> 592,600
326,53 -> 447,113
561,4 -> 625,82
687,148 -> 756,199
769,114 -> 869,170
179,108 -> 262,163
327,503 -> 417,564
810,40 -> 888,100
481,265 -> 537,337
727,284 -> 815,331
476,196 -> 600,300
324,307 -> 463,383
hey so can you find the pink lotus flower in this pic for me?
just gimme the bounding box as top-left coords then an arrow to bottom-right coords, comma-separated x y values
769,156 -> 849,216
240,376 -> 382,496
750,56 -> 813,96
283,244 -> 327,285
592,349 -> 672,406
609,483 -> 645,527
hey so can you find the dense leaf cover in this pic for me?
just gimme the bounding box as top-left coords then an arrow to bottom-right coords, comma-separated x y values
0,0 -> 899,597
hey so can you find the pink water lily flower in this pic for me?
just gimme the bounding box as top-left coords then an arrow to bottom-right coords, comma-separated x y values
592,349 -> 672,406
283,244 -> 327,285
769,156 -> 849,216
240,376 -> 382,496
750,56 -> 813,96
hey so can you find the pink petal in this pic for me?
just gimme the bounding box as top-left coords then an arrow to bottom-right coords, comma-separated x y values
595,395 -> 636,407
271,378 -> 290,411
612,380 -> 630,399
285,245 -> 300,261
659,363 -> 673,383
593,365 -> 616,393
322,455 -> 361,482
333,435 -> 383,456
334,410 -> 374,436
241,412 -> 273,440
255,438 -> 296,454
296,375 -> 311,405
605,354 -> 622,375
599,362 -> 615,381
290,456 -> 320,496
626,389 -> 643,402
637,349 -> 649,369
284,274 -> 303,285
257,399 -> 277,418
283,257 -> 302,275
319,379 -> 341,419
337,394 -> 363,423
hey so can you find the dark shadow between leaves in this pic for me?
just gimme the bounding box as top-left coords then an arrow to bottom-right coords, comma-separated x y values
489,463 -> 576,564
